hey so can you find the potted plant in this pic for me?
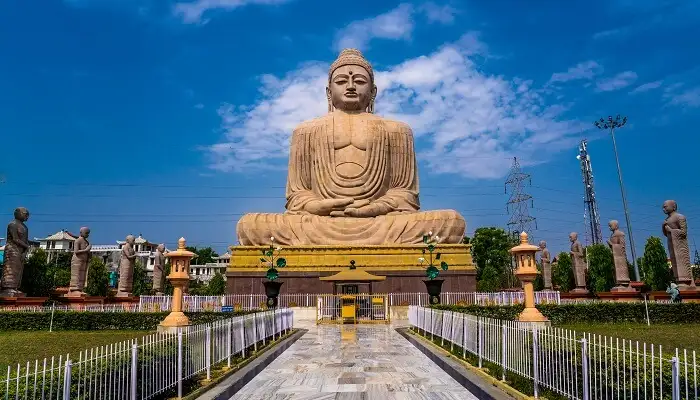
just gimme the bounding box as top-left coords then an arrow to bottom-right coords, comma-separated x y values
260,237 -> 286,308
419,231 -> 449,304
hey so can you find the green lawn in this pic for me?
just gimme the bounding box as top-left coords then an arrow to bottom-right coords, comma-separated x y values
0,330 -> 150,370
558,323 -> 700,353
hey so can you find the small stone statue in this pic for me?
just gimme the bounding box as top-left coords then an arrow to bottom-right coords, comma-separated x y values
569,232 -> 588,293
152,244 -> 166,295
1,207 -> 30,297
667,282 -> 682,303
538,240 -> 552,290
67,227 -> 92,297
662,200 -> 695,289
607,220 -> 634,291
117,235 -> 137,297
109,270 -> 118,288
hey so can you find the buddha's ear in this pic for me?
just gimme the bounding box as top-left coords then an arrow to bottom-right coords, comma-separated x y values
326,86 -> 333,112
368,84 -> 377,113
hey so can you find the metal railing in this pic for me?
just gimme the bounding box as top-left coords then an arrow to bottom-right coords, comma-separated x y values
316,294 -> 390,324
409,306 -> 699,400
1,309 -> 293,399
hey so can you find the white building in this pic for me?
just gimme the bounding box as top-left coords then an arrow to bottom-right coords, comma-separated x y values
190,252 -> 229,282
35,230 -> 77,261
116,234 -> 167,276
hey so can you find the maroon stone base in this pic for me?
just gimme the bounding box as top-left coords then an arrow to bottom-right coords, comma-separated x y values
560,291 -> 594,300
648,290 -> 700,302
0,297 -> 49,307
58,296 -> 106,309
597,291 -> 641,302
226,270 -> 476,295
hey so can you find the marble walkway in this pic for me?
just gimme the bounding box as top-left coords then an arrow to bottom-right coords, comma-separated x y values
228,323 -> 478,400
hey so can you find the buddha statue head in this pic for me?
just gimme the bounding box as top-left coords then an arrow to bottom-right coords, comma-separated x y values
326,48 -> 377,113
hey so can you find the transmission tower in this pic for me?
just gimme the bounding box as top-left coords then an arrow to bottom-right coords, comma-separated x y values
577,140 -> 603,245
505,157 -> 537,238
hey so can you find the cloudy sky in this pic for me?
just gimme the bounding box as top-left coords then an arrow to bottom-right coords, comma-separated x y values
1,0 -> 699,262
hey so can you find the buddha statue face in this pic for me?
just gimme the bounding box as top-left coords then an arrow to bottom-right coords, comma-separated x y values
13,207 -> 29,222
80,227 -> 90,239
327,64 -> 377,112
608,220 -> 619,232
663,200 -> 677,215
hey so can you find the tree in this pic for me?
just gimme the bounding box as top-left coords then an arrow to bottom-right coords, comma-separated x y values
533,260 -> 545,291
131,260 -> 150,296
20,249 -> 54,296
471,227 -> 512,290
641,237 -> 672,291
185,246 -> 219,265
85,257 -> 109,296
585,244 -> 616,294
207,273 -> 226,295
477,264 -> 501,292
552,252 -> 575,292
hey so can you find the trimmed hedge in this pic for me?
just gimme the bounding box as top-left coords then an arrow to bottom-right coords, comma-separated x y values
432,302 -> 700,324
0,311 -> 253,331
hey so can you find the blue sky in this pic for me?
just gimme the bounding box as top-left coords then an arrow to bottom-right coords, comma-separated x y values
1,0 -> 699,263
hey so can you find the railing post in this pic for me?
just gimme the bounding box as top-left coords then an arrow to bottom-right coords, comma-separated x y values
240,317 -> 246,359
205,326 -> 212,381
131,343 -> 138,400
672,357 -> 680,400
252,314 -> 258,352
532,327 -> 539,399
581,338 -> 590,400
62,360 -> 72,400
227,320 -> 232,369
177,329 -> 183,399
501,323 -> 507,381
478,318 -> 483,368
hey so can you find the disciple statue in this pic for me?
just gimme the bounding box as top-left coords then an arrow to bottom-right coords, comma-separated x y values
538,240 -> 552,290
662,200 -> 694,288
1,207 -> 30,297
68,227 -> 92,297
236,48 -> 466,246
152,244 -> 166,295
607,220 -> 633,291
117,235 -> 137,297
569,232 -> 588,293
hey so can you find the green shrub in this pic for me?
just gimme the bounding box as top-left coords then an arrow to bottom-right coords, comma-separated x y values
433,302 -> 700,324
0,311 -> 254,331
552,252 -> 575,291
86,257 -> 109,296
585,244 -> 616,294
641,237 -> 672,290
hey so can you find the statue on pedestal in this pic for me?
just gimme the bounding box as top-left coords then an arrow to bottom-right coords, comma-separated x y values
67,227 -> 92,297
152,244 -> 166,295
538,240 -> 552,290
117,235 -> 137,297
235,48 -> 466,246
1,207 -> 30,297
569,232 -> 588,293
607,220 -> 633,291
662,200 -> 695,289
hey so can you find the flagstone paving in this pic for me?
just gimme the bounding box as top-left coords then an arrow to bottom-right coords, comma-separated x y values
229,324 -> 478,400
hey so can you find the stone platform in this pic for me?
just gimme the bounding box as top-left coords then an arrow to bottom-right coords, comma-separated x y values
227,244 -> 476,294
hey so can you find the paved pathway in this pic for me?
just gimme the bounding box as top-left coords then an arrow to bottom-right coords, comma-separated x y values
229,324 -> 478,400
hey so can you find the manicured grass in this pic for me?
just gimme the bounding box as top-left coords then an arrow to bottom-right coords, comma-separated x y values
558,323 -> 700,353
0,330 -> 150,370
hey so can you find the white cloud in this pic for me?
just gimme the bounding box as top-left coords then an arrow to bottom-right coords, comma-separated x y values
630,80 -> 663,94
664,85 -> 700,108
595,71 -> 638,92
173,0 -> 292,24
333,2 -> 457,51
206,34 -> 584,179
420,2 -> 458,24
548,61 -> 602,84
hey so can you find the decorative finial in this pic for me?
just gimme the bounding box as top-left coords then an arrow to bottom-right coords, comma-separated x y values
178,237 -> 186,249
520,231 -> 528,244
270,236 -> 275,242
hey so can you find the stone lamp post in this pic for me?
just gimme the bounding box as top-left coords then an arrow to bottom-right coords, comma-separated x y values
510,232 -> 549,325
158,237 -> 194,333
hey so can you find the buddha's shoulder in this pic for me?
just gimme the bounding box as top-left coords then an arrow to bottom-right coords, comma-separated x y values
380,117 -> 414,136
293,115 -> 331,133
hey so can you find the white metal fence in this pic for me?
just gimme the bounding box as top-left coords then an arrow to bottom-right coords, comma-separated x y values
409,306 -> 699,400
1,309 -> 293,399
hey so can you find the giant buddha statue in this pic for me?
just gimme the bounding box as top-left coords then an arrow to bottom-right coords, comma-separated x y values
236,49 -> 466,246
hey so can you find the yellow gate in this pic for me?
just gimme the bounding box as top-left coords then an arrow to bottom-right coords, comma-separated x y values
316,294 -> 390,324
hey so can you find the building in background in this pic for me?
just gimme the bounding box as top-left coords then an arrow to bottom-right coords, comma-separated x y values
190,262 -> 227,282
35,230 -> 77,261
115,234 -> 164,276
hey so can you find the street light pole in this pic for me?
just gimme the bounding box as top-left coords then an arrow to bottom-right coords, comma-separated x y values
594,115 -> 640,281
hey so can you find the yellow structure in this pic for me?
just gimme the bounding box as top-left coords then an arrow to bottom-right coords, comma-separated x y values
158,237 -> 195,332
511,232 -> 549,325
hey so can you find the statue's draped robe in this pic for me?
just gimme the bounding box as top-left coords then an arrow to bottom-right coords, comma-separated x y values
152,251 -> 165,293
540,250 -> 552,289
664,214 -> 692,283
571,243 -> 586,289
609,232 -> 630,284
1,221 -> 27,291
69,237 -> 89,291
118,245 -> 136,294
236,114 -> 465,246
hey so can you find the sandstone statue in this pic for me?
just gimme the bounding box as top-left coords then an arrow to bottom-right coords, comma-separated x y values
67,227 -> 92,297
662,200 -> 694,289
117,235 -> 137,297
538,240 -> 552,290
1,207 -> 30,297
236,48 -> 465,246
152,244 -> 166,295
569,232 -> 588,293
607,220 -> 634,291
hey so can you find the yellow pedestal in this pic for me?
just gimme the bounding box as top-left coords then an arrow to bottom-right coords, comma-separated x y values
228,244 -> 475,272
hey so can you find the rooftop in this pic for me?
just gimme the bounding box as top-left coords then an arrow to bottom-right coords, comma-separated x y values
116,234 -> 156,245
36,230 -> 78,242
